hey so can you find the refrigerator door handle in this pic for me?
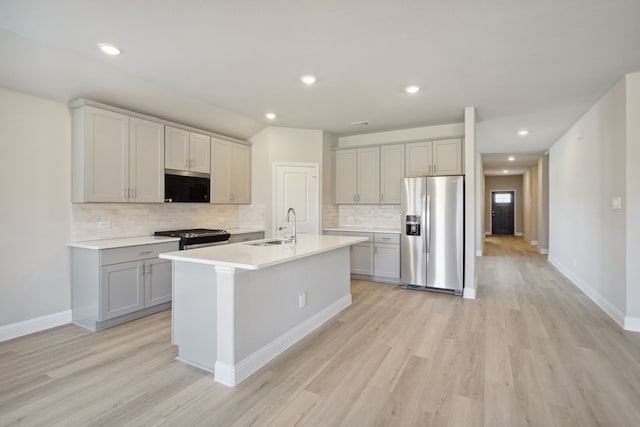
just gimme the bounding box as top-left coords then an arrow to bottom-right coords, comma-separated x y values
425,194 -> 431,253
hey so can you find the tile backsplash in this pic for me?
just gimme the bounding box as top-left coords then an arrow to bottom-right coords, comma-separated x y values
323,204 -> 339,228
71,203 -> 239,241
338,205 -> 401,228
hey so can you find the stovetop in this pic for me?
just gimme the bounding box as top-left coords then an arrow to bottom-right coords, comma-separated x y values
155,228 -> 231,249
154,228 -> 228,238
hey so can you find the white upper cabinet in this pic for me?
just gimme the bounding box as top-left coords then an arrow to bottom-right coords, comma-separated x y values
405,141 -> 432,177
335,149 -> 358,204
231,143 -> 251,203
72,107 -> 165,203
189,132 -> 211,174
380,145 -> 405,204
129,118 -> 165,203
356,147 -> 380,204
165,126 -> 211,174
164,127 -> 189,171
211,138 -> 251,204
79,106 -> 130,202
405,138 -> 463,177
335,147 -> 379,204
432,138 -> 462,175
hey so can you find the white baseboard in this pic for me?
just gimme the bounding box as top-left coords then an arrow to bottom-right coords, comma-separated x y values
215,294 -> 352,386
476,250 -> 483,257
531,240 -> 539,246
624,317 -> 640,332
538,247 -> 549,255
463,288 -> 476,300
548,257 -> 626,328
515,232 -> 523,236
0,310 -> 72,342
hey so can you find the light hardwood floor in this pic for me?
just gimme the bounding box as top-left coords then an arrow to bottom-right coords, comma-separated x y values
2,235 -> 640,426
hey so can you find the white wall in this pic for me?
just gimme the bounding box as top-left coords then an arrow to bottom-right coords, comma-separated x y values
537,154 -> 550,253
522,165 -> 540,244
549,77 -> 628,324
464,107 -> 477,299
244,127 -> 324,237
625,73 -> 640,324
0,89 -> 71,327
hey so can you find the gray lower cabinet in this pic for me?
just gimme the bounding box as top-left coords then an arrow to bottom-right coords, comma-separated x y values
71,241 -> 178,330
325,230 -> 400,282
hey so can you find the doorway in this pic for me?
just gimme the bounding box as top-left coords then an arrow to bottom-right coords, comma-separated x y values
273,163 -> 320,238
491,190 -> 515,235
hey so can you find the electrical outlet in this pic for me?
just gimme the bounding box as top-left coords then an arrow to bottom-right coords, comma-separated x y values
98,221 -> 111,229
299,292 -> 306,308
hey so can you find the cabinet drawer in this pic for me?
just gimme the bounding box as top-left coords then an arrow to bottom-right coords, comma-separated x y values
100,242 -> 179,265
324,230 -> 374,242
374,233 -> 399,244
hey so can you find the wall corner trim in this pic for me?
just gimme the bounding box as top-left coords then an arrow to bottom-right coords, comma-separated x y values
538,247 -> 549,255
0,310 -> 72,342
463,288 -> 477,299
624,317 -> 640,332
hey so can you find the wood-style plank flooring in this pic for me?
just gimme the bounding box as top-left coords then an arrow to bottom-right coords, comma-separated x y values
2,235 -> 640,426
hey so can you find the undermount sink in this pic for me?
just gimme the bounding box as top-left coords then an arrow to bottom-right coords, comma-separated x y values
247,239 -> 293,246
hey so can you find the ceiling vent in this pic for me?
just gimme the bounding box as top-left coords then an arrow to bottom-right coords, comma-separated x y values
351,121 -> 369,127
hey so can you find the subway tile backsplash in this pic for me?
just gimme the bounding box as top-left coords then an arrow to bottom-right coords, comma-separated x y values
71,203 -> 239,241
337,205 -> 401,229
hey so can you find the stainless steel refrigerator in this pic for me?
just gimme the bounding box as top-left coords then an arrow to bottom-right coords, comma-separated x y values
400,176 -> 464,294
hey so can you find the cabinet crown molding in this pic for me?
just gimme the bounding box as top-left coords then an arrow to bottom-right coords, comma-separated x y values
69,98 -> 250,146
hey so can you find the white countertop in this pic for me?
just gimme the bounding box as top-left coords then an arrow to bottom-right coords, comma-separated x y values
68,236 -> 180,250
160,234 -> 367,270
324,226 -> 401,234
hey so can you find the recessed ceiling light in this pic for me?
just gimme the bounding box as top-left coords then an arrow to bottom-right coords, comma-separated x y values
301,75 -> 317,85
98,43 -> 121,55
508,156 -> 515,161
265,112 -> 277,120
517,129 -> 529,136
405,85 -> 420,94
503,170 -> 509,174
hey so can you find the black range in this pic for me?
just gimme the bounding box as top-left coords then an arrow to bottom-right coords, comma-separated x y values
154,228 -> 230,250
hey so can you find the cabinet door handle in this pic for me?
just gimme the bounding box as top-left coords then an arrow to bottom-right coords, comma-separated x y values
185,160 -> 190,169
139,251 -> 153,255
381,194 -> 384,202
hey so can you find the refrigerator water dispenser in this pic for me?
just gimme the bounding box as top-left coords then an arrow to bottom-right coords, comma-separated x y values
405,215 -> 421,236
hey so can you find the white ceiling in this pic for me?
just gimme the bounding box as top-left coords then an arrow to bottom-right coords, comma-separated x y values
1,0 -> 639,168
483,152 -> 544,176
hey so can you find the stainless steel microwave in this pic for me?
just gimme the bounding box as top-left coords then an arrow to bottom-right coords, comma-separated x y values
164,170 -> 210,203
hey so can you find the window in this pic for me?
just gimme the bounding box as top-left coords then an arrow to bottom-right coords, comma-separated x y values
494,193 -> 512,204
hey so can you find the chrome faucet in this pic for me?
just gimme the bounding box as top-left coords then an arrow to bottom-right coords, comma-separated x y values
285,207 -> 297,242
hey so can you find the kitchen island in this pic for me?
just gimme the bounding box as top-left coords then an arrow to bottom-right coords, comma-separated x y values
159,234 -> 367,386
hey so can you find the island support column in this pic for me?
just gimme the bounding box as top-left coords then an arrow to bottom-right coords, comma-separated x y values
213,266 -> 237,386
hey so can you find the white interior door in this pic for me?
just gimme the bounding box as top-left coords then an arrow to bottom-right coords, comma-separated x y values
275,164 -> 320,238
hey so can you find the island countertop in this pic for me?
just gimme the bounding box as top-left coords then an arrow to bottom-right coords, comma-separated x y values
159,234 -> 367,270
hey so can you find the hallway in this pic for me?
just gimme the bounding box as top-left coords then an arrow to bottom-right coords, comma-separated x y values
477,235 -> 640,425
